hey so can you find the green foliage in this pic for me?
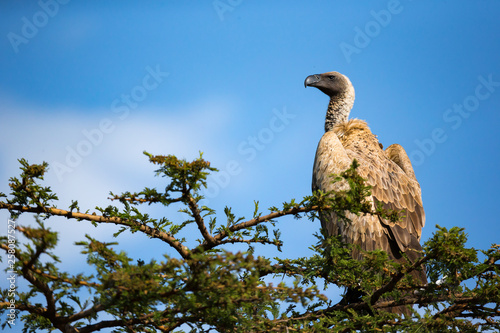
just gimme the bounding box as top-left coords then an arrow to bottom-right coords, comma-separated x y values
0,154 -> 498,332
3,159 -> 57,219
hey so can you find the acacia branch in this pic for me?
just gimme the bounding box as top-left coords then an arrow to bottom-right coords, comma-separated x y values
433,301 -> 500,321
9,228 -> 60,320
218,238 -> 282,247
369,252 -> 432,306
0,301 -> 46,315
1,242 -> 100,289
272,291 -> 485,329
36,271 -> 99,288
76,303 -> 198,333
0,202 -> 190,259
109,195 -> 183,205
195,205 -> 315,253
225,205 -> 313,236
1,242 -> 56,318
20,262 -> 57,319
78,317 -> 150,333
206,196 -> 388,249
185,195 -> 214,245
63,303 -> 106,325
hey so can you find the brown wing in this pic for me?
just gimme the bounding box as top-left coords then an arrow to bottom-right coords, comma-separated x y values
384,143 -> 425,240
345,144 -> 425,255
313,120 -> 425,262
313,127 -> 389,259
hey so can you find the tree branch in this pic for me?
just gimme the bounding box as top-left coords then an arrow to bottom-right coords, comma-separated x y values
1,242 -> 100,289
64,303 -> 106,324
20,260 -> 57,320
185,195 -> 214,245
369,252 -> 432,307
196,205 -> 315,253
109,195 -> 183,205
0,202 -> 190,259
218,238 -> 282,247
271,291 -> 485,330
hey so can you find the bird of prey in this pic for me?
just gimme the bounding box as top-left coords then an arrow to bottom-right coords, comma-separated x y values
305,71 -> 426,314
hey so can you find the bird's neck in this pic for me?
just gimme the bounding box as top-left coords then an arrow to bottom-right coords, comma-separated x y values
325,91 -> 355,132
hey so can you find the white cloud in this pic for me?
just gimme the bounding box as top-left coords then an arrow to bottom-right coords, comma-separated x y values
0,96 -> 235,265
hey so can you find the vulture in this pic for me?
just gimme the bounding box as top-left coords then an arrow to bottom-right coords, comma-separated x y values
304,71 -> 426,314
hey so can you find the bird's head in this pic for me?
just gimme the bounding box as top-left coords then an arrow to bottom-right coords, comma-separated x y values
304,71 -> 354,98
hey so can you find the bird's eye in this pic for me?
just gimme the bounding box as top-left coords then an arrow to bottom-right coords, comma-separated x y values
328,75 -> 335,80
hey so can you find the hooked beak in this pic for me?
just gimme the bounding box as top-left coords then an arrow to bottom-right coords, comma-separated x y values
304,74 -> 321,88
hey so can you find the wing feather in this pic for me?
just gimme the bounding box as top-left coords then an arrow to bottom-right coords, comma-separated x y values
313,119 -> 425,260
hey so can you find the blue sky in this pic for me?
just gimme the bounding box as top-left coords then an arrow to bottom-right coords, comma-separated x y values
1,0 -> 500,328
